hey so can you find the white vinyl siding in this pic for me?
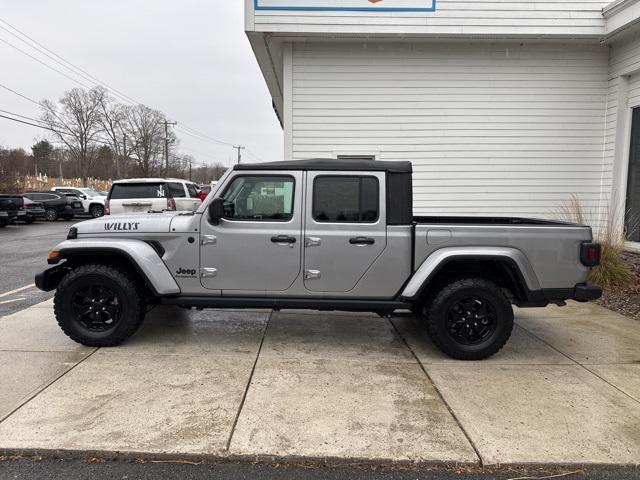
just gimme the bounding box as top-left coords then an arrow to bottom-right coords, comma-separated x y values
602,32 -> 640,223
254,1 -> 609,37
290,41 -> 609,217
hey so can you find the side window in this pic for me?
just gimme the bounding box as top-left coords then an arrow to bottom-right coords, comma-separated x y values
167,182 -> 186,198
313,176 -> 379,223
220,175 -> 294,221
186,183 -> 199,198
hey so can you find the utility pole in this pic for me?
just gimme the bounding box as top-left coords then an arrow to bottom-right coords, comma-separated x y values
164,120 -> 177,176
233,145 -> 245,164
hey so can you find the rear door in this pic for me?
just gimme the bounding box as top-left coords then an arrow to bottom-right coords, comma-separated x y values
303,171 -> 387,292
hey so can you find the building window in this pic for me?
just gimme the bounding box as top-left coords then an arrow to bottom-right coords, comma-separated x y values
626,108 -> 640,242
313,176 -> 379,223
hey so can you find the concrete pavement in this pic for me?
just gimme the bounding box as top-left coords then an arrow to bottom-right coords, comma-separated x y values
0,299 -> 639,467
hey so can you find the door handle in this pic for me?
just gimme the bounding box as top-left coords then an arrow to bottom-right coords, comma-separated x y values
349,237 -> 375,245
271,235 -> 297,244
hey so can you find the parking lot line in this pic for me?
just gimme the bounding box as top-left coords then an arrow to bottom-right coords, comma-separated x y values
0,298 -> 26,305
0,285 -> 35,299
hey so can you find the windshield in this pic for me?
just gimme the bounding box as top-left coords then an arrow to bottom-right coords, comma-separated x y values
81,188 -> 101,196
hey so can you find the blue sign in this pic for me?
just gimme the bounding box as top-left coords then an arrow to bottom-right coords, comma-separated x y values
255,0 -> 436,12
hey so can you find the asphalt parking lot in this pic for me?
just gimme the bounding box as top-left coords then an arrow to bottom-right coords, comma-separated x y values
0,219 -> 79,317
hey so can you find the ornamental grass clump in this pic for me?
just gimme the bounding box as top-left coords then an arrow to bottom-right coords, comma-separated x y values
557,194 -> 633,289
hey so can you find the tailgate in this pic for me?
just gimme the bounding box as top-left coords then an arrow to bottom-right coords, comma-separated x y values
118,198 -> 166,213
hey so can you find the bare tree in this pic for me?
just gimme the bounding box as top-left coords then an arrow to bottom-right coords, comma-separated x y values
123,104 -> 166,177
40,87 -> 106,185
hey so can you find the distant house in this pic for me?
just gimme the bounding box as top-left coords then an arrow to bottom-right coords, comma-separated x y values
245,0 -> 640,244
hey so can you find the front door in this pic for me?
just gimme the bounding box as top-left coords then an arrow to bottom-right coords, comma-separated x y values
303,171 -> 387,292
627,107 -> 640,241
199,171 -> 302,292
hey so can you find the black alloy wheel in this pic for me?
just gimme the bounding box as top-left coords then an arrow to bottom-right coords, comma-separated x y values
446,296 -> 497,346
45,208 -> 58,221
54,264 -> 146,347
72,284 -> 121,332
423,278 -> 514,360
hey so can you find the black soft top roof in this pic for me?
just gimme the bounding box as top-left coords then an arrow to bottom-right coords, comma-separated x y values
234,158 -> 412,174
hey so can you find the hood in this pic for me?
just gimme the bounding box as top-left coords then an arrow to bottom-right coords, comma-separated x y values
75,211 -> 184,235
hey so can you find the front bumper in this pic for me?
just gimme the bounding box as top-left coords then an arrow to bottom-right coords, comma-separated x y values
35,264 -> 68,292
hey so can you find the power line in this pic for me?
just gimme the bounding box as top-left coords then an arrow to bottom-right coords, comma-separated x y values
0,37 -> 93,90
1,106 -> 224,170
0,81 -> 40,106
0,19 -> 261,161
0,112 -> 52,130
245,148 -> 266,163
0,18 -> 139,105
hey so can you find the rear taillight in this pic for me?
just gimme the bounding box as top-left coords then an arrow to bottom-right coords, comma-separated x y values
104,199 -> 110,215
580,242 -> 601,267
167,197 -> 176,211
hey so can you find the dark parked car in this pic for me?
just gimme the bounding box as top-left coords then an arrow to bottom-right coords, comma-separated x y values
20,197 -> 46,223
22,192 -> 83,221
0,194 -> 26,227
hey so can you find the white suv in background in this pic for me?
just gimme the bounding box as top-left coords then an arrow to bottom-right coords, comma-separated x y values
51,186 -> 107,218
106,178 -> 202,215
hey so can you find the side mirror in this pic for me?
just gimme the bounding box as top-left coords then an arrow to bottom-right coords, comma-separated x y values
208,197 -> 225,225
80,194 -> 87,200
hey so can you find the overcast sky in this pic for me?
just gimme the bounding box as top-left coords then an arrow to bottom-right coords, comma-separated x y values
0,0 -> 283,168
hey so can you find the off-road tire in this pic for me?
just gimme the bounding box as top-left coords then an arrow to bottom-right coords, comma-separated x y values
424,278 -> 513,360
45,208 -> 58,222
54,264 -> 146,347
90,205 -> 104,218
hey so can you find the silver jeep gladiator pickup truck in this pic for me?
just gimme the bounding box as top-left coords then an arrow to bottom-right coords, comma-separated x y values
35,159 -> 602,360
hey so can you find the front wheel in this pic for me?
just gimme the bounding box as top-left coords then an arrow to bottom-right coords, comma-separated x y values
423,278 -> 513,360
90,205 -> 104,218
54,264 -> 146,347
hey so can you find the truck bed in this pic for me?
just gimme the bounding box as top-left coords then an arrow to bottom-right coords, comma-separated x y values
412,217 -> 592,290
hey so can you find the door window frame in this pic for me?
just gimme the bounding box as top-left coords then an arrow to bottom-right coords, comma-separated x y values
216,173 -> 296,223
311,174 -> 380,225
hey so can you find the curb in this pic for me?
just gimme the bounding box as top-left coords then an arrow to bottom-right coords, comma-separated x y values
1,448 -> 639,473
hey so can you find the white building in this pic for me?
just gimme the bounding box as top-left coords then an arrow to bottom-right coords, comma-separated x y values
244,0 -> 640,242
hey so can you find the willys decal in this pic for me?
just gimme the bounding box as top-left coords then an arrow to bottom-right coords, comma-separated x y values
104,222 -> 141,231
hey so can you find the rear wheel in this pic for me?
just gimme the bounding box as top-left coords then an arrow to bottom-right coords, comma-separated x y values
24,216 -> 35,224
45,208 -> 58,221
54,264 -> 146,347
423,278 -> 513,360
